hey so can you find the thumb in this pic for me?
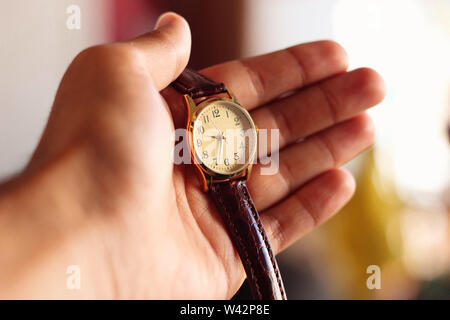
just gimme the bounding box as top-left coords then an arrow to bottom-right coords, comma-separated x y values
128,12 -> 191,90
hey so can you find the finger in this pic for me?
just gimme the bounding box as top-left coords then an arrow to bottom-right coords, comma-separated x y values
127,12 -> 191,90
201,40 -> 348,110
251,68 -> 386,151
261,168 -> 355,254
249,113 -> 374,211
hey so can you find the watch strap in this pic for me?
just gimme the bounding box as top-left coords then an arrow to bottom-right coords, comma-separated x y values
210,179 -> 287,300
171,68 -> 227,99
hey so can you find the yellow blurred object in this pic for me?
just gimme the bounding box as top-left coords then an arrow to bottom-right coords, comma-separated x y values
321,148 -> 406,299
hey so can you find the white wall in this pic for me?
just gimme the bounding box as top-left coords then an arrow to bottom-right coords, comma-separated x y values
0,0 -> 108,180
241,0 -> 336,57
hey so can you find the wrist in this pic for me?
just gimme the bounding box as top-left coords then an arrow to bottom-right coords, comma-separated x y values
0,144 -> 114,298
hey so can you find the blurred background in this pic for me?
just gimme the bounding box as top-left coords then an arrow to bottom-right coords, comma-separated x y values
0,0 -> 448,299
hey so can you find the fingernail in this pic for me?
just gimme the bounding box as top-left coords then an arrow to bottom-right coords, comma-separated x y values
154,12 -> 177,30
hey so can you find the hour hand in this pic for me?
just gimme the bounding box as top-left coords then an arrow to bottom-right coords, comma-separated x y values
211,119 -> 223,136
206,134 -> 226,141
206,134 -> 221,139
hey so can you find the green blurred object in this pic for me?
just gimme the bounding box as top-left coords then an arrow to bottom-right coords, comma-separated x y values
416,274 -> 450,300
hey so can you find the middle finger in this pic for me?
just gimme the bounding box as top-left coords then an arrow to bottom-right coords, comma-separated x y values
251,67 -> 385,152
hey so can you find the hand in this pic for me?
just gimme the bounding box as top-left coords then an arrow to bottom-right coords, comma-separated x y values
0,12 -> 385,299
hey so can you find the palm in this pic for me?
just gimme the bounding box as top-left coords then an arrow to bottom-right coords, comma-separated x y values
167,163 -> 242,299
108,37 -> 385,297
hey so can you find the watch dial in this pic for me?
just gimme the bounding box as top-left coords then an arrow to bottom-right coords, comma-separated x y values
192,100 -> 257,175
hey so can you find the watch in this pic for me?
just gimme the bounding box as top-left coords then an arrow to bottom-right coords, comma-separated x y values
171,69 -> 287,300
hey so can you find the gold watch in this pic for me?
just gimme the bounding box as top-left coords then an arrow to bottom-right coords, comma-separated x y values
171,68 -> 287,300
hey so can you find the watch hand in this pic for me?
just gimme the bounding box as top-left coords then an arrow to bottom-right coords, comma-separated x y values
218,137 -> 224,165
206,134 -> 222,139
211,119 -> 224,138
214,139 -> 220,165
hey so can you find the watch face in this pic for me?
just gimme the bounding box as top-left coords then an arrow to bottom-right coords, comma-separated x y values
192,100 -> 257,175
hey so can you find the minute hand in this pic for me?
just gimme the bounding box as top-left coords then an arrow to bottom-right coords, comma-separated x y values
217,137 -> 224,165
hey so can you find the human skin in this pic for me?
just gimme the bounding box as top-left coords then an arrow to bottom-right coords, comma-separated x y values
0,12 -> 385,299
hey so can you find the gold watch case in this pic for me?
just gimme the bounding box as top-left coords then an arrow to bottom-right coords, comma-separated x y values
183,91 -> 258,191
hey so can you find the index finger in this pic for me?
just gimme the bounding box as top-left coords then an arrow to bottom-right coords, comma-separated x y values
201,40 -> 348,110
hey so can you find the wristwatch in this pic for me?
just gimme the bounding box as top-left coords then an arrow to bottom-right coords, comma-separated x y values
171,69 -> 287,300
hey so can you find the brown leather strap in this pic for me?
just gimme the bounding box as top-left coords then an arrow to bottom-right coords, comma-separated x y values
210,179 -> 287,300
171,68 -> 227,99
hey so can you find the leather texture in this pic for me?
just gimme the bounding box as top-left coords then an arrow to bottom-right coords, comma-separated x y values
210,179 -> 287,300
172,68 -> 287,300
171,68 -> 227,98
